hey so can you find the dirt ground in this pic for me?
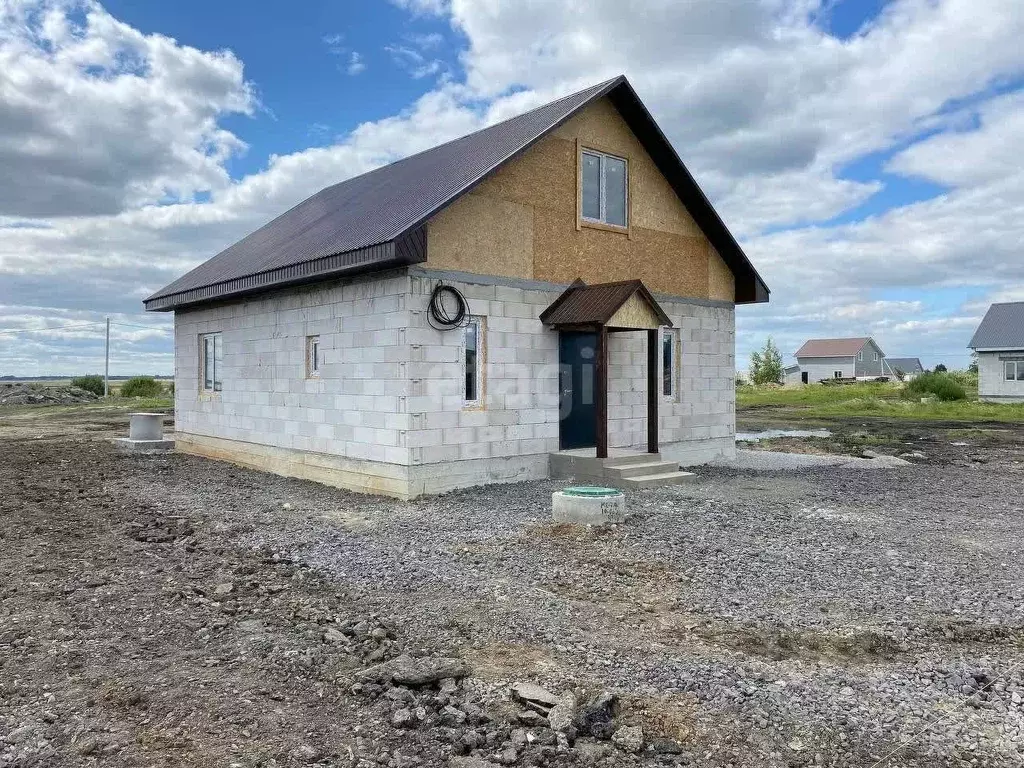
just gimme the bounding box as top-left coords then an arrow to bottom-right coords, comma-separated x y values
2,405 -> 1024,767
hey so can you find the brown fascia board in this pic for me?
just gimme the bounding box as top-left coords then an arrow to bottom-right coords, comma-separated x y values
145,228 -> 427,312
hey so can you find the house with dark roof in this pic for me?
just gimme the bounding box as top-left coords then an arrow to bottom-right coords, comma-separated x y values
792,337 -> 887,383
885,357 -> 924,381
969,302 -> 1024,402
145,75 -> 769,499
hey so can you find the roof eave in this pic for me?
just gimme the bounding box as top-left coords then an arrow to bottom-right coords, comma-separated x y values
145,228 -> 427,312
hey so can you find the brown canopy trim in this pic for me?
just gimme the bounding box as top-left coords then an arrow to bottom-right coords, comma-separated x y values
540,279 -> 672,330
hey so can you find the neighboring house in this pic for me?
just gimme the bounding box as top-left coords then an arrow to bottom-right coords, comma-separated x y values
783,364 -> 802,386
145,75 -> 769,499
792,337 -> 887,382
884,357 -> 924,381
969,302 -> 1024,402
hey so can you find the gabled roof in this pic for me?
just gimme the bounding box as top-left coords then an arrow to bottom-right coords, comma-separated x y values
146,75 -> 769,311
540,279 -> 671,328
886,357 -> 923,374
795,337 -> 873,358
969,302 -> 1024,350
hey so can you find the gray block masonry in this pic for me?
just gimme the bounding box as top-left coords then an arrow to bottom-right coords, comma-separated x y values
172,268 -> 736,499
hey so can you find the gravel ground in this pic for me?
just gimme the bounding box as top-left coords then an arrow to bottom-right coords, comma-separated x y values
2,411 -> 1024,766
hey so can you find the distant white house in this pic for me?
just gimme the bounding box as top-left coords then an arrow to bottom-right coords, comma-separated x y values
783,364 -> 802,386
884,357 -> 924,381
790,337 -> 888,383
969,302 -> 1024,402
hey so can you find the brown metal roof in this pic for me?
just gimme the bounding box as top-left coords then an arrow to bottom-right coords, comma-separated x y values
540,279 -> 671,328
795,337 -> 871,358
145,75 -> 769,312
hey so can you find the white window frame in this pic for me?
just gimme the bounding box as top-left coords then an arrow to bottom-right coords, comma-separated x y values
306,335 -> 321,379
1005,361 -> 1024,382
873,352 -> 879,362
463,317 -> 484,406
200,332 -> 223,393
834,370 -> 843,379
857,351 -> 863,361
661,327 -> 678,400
581,149 -> 628,228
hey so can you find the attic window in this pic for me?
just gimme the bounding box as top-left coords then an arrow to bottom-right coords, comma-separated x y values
581,150 -> 627,227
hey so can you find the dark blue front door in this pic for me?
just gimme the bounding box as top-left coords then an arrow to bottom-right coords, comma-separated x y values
559,331 -> 597,450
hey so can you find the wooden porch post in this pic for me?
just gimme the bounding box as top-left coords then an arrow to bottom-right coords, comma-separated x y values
595,325 -> 609,459
647,329 -> 659,453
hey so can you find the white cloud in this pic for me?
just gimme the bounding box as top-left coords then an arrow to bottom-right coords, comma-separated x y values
347,51 -> 365,75
3,0 -> 1024,376
0,0 -> 253,218
323,33 -> 366,76
384,43 -> 444,79
388,0 -> 448,17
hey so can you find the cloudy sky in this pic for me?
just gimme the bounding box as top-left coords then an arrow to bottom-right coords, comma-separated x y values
0,0 -> 1021,376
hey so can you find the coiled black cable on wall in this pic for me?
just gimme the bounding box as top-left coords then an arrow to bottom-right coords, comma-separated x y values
427,282 -> 470,330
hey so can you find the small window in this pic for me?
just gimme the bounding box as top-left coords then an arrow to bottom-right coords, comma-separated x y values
464,318 -> 483,404
201,332 -> 223,392
306,335 -> 321,378
1006,362 -> 1015,381
857,351 -> 863,361
873,352 -> 879,362
662,328 -> 675,397
581,149 -> 627,227
834,370 -> 843,379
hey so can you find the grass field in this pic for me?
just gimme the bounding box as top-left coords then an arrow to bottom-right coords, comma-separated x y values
737,381 -> 1024,423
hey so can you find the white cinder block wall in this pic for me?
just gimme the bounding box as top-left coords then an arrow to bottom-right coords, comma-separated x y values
173,269 -> 736,498
977,352 -> 1024,402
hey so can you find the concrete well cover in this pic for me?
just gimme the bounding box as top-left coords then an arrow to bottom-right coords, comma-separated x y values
562,486 -> 621,497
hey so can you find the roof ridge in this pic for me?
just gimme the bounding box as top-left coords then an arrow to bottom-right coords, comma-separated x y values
321,75 -> 625,195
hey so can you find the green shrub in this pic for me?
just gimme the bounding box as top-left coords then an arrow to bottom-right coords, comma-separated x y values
166,380 -> 175,396
905,372 -> 967,402
120,376 -> 164,398
945,369 -> 979,389
71,374 -> 105,396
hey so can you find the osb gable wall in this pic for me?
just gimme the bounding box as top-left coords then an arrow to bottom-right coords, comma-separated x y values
424,96 -> 736,302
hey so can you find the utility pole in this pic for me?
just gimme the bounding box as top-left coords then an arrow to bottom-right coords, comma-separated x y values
104,317 -> 110,397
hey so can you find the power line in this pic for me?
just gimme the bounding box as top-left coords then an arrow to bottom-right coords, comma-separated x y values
0,320 -> 171,337
0,320 -> 105,337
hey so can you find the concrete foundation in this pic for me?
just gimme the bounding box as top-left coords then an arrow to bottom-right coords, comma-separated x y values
552,487 -> 626,524
114,437 -> 175,453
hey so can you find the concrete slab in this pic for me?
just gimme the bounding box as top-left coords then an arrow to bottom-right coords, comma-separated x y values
710,448 -> 911,472
114,438 -> 175,453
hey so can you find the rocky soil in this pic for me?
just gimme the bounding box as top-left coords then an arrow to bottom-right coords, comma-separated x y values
0,383 -> 98,406
2,413 -> 1024,766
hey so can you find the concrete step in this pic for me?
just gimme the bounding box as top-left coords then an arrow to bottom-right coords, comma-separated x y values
601,451 -> 662,467
604,460 -> 681,479
618,470 -> 697,489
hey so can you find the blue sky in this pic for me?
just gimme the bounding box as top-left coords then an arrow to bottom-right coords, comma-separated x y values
103,0 -> 462,178
0,0 -> 1022,375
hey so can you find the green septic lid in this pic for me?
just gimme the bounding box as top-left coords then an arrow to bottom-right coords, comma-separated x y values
562,486 -> 621,497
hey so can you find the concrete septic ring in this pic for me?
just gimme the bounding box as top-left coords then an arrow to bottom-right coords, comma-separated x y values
114,412 -> 174,453
552,486 -> 626,525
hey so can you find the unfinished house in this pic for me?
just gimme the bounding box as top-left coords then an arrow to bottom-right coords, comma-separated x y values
145,75 -> 770,499
969,302 -> 1024,402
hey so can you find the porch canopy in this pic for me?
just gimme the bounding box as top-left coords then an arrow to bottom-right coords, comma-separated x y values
540,279 -> 672,459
